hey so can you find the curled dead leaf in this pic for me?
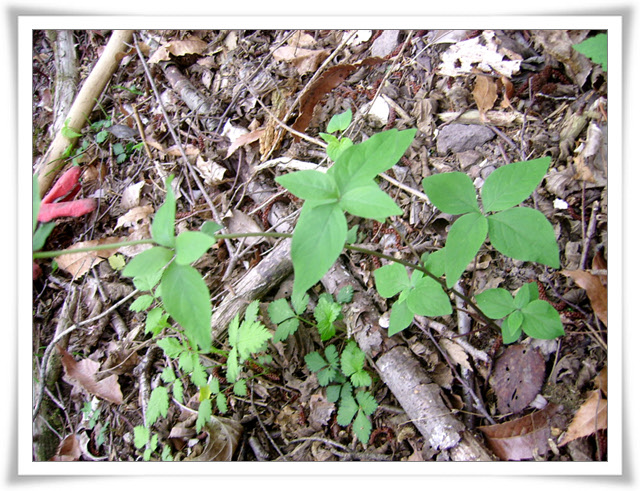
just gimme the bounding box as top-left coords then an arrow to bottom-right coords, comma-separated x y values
478,403 -> 560,460
472,75 -> 498,120
558,390 -> 607,446
272,46 -> 330,75
148,36 -> 208,64
562,270 -> 608,326
50,434 -> 81,461
56,237 -> 125,278
184,416 -> 243,461
58,345 -> 123,404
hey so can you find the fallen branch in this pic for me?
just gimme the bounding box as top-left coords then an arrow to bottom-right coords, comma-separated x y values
36,30 -> 134,196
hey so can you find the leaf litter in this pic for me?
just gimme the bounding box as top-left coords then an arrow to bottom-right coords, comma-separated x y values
32,28 -> 609,462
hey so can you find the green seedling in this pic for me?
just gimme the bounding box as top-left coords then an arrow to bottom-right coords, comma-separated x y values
475,281 -> 564,344
305,340 -> 377,445
573,33 -> 607,72
319,109 -> 354,161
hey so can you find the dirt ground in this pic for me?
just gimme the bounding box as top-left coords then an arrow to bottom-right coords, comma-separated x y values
31,29 -> 608,462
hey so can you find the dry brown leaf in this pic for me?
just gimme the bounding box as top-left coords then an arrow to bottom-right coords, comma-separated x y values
50,434 -> 81,461
439,338 -> 471,372
224,210 -> 263,247
225,128 -> 265,159
478,403 -> 560,460
291,57 -> 385,139
58,345 -> 123,404
472,75 -> 498,120
287,31 -> 317,48
195,155 -> 227,185
185,417 -> 243,461
562,270 -> 608,326
115,205 -> 154,230
165,144 -> 200,157
558,390 -> 607,446
56,237 -> 125,278
119,181 -> 145,211
272,45 -> 330,75
596,365 -> 607,397
148,36 -> 208,64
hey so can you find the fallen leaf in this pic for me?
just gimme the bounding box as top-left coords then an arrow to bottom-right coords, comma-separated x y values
558,390 -> 607,446
195,155 -> 227,185
224,210 -> 263,247
56,237 -> 125,278
119,181 -> 145,210
490,344 -> 546,415
478,403 -> 560,460
58,345 -> 124,404
149,36 -> 208,64
185,416 -> 243,461
473,75 -> 498,120
115,205 -> 154,230
562,270 -> 608,326
273,45 -> 330,76
439,338 -> 471,372
225,128 -> 265,159
291,57 -> 386,140
287,31 -> 317,49
50,434 -> 81,461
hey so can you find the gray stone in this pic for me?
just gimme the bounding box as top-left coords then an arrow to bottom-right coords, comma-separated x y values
436,124 -> 495,155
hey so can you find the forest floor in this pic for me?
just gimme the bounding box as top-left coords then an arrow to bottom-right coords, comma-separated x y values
32,29 -> 608,462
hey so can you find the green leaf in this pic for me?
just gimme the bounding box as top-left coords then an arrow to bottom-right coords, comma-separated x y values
356,390 -> 378,416
161,366 -> 176,383
374,262 -> 410,298
33,174 -> 40,233
276,170 -> 339,201
173,379 -> 183,404
161,262 -> 212,352
108,253 -> 126,271
133,425 -> 149,449
406,273 -> 452,317
129,294 -> 154,312
326,137 -> 353,162
341,341 -> 365,378
487,207 -> 559,268
444,212 -> 488,288
175,231 -> 215,265
33,222 -> 56,251
352,410 -> 373,445
61,118 -> 82,138
521,300 -> 565,339
305,349 -> 339,386
190,355 -> 208,387
388,299 -> 415,336
481,157 -> 551,212
503,310 -> 524,344
201,221 -> 223,237
133,270 -> 163,292
326,109 -> 353,133
235,317 -> 272,360
475,288 -> 515,319
305,350 -> 328,373
337,391 -> 358,426
422,248 -> 446,277
268,298 -> 296,324
291,202 -> 347,298
291,290 -> 310,315
314,295 -> 341,341
196,398 -> 212,432
273,318 -> 299,343
329,128 -> 416,192
350,370 -> 372,388
151,175 -> 176,248
234,379 -> 247,396
145,307 -> 170,336
336,285 -> 354,304
122,246 -> 173,279
326,384 -> 341,403
226,348 -> 240,383
573,33 -> 607,71
339,183 -> 402,219
422,172 -> 480,215
514,284 -> 533,309
325,344 -> 340,368
216,392 -> 228,413
157,337 -> 184,358
146,386 -> 169,425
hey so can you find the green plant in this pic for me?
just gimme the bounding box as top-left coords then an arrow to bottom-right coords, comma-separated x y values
318,108 -> 354,161
474,281 -> 564,344
573,33 -> 607,72
305,340 -> 377,445
276,125 -> 416,300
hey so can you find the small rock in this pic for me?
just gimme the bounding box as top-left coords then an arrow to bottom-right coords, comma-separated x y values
436,123 -> 495,155
371,30 -> 400,58
457,150 -> 482,169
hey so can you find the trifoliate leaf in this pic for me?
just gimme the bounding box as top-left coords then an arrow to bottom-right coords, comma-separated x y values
146,386 -> 169,426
